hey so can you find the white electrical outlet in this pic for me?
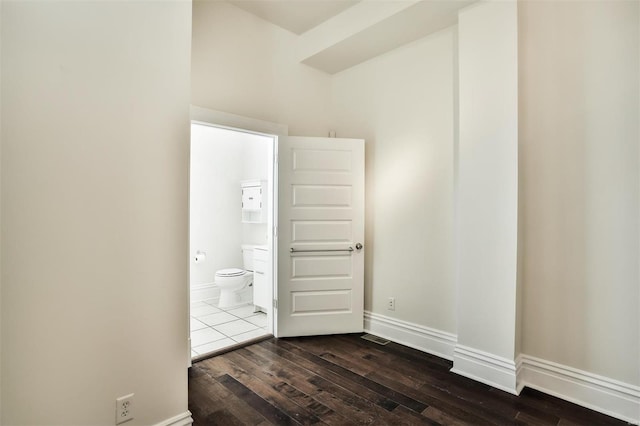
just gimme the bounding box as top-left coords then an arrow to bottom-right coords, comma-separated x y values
116,393 -> 134,424
387,297 -> 395,311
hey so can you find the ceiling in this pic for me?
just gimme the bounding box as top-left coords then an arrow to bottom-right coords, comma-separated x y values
228,0 -> 361,35
226,0 -> 474,74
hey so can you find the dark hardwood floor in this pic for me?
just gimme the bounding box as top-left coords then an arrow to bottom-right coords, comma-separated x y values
188,334 -> 630,425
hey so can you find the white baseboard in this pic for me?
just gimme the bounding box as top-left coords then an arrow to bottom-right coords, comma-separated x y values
363,310 -> 457,361
190,283 -> 219,304
363,311 -> 638,423
518,355 -> 640,425
451,344 -> 520,395
154,410 -> 193,426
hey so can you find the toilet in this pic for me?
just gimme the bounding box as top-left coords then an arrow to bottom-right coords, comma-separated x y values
215,245 -> 255,309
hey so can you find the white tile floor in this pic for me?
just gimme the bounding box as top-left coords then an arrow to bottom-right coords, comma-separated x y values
190,300 -> 269,358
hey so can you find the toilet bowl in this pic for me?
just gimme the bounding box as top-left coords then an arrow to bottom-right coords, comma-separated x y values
215,245 -> 256,309
215,268 -> 253,308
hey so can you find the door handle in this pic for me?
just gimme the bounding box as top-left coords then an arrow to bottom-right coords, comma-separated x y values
290,247 -> 354,253
355,243 -> 363,250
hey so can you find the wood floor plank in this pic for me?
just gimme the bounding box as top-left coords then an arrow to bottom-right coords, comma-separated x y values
217,354 -> 325,425
285,336 -> 377,377
309,340 -> 436,392
421,406 -> 476,426
258,340 -> 421,425
388,404 -> 445,426
201,408 -> 253,426
348,335 -> 453,370
188,366 -> 270,425
335,334 -> 453,373
363,366 -> 522,425
255,340 -> 402,413
279,340 -> 442,426
189,335 -> 630,426
507,388 -> 627,426
276,338 -> 429,413
234,345 -> 370,426
276,339 -> 497,426
218,374 -> 298,425
230,350 -> 347,424
327,338 -> 559,426
240,343 -> 371,425
419,378 -> 560,426
198,355 -> 236,379
364,370 -> 503,425
284,338 -> 495,425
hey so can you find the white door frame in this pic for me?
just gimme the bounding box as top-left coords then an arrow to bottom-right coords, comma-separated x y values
188,106 -> 286,358
190,106 -> 289,137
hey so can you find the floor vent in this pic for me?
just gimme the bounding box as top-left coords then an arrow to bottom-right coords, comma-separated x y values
361,334 -> 390,345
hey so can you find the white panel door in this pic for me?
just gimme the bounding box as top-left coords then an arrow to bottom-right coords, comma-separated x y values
276,136 -> 365,337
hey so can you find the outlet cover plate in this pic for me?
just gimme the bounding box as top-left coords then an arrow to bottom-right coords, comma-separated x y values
387,297 -> 396,311
116,393 -> 134,424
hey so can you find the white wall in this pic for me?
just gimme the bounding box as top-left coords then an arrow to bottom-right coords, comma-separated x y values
519,0 -> 639,386
1,1 -> 192,424
330,28 -> 456,334
0,0 -> 3,419
456,1 -> 519,360
242,136 -> 269,183
242,135 -> 270,246
191,0 -> 331,137
190,124 -> 272,288
190,124 -> 244,287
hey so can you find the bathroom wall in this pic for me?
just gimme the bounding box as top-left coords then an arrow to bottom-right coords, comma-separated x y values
242,135 -> 271,247
519,0 -> 639,386
190,124 -> 244,288
1,1 -> 191,423
190,124 -> 272,294
191,0 -> 331,137
330,28 -> 457,335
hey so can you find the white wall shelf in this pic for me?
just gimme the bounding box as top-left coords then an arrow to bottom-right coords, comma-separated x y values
241,180 -> 268,223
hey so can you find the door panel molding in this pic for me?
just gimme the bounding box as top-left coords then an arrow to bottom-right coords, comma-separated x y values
277,136 -> 365,337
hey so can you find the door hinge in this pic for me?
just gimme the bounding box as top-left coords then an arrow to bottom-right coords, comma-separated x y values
273,299 -> 278,309
273,226 -> 278,237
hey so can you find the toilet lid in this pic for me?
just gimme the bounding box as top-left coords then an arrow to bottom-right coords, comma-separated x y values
216,268 -> 246,277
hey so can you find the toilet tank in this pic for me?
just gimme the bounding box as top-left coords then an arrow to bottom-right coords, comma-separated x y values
241,245 -> 255,271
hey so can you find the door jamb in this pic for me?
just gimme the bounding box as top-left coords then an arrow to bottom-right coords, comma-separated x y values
188,105 -> 287,357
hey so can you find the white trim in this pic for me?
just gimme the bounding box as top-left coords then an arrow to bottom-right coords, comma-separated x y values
190,105 -> 288,136
154,411 -> 193,426
188,105 -> 280,339
362,313 -> 639,423
190,282 -> 219,304
451,344 -> 519,395
518,355 -> 640,425
363,311 -> 457,361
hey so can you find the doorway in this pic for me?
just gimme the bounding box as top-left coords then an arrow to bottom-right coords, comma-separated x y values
189,122 -> 277,359
186,107 -> 366,353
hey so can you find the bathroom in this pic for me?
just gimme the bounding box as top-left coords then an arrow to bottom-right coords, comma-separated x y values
189,122 -> 275,358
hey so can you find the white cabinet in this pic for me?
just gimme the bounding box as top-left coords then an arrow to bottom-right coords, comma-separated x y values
241,180 -> 267,223
252,247 -> 269,311
242,186 -> 261,211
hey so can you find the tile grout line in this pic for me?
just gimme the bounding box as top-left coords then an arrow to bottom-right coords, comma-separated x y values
191,303 -> 268,351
